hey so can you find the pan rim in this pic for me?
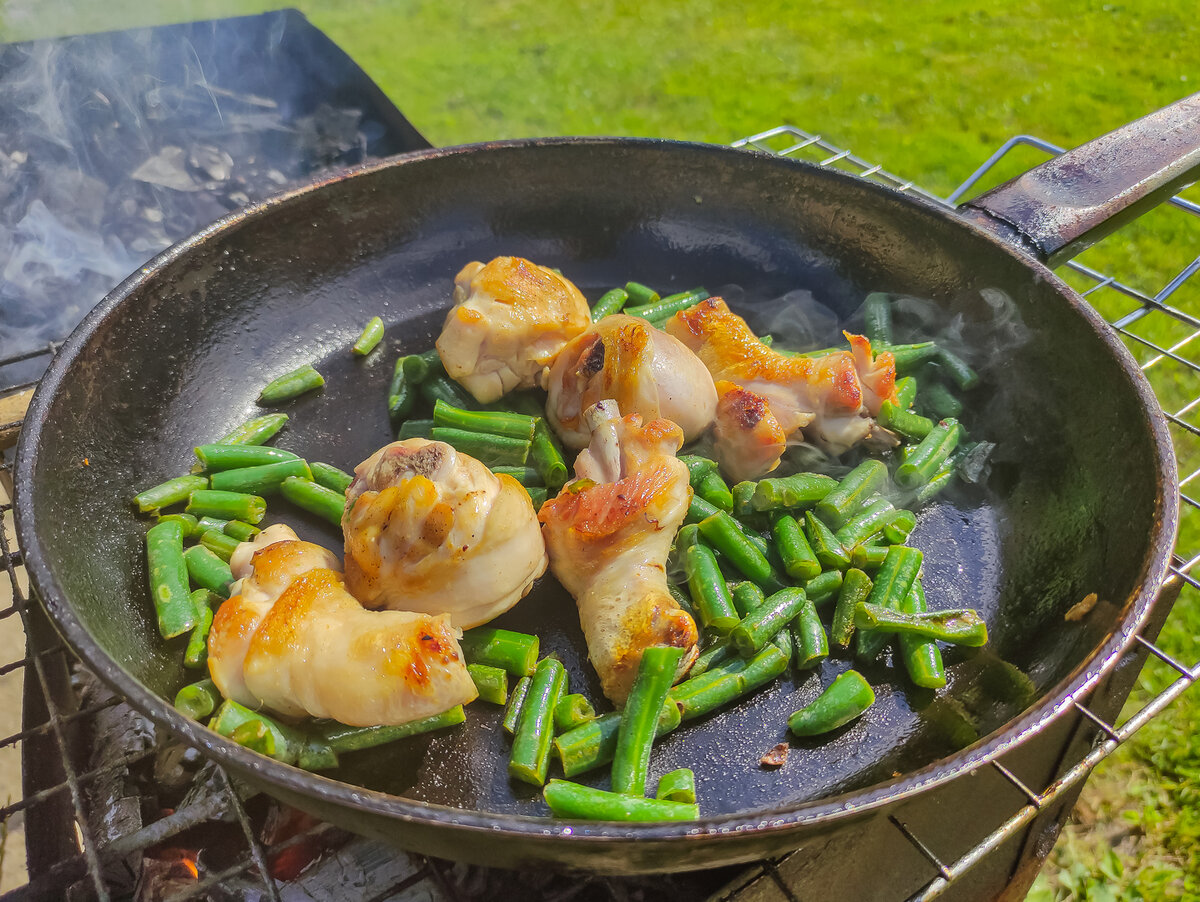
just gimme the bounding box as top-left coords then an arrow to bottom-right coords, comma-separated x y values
15,136 -> 1179,850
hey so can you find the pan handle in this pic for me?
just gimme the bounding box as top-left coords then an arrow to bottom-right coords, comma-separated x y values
958,92 -> 1200,268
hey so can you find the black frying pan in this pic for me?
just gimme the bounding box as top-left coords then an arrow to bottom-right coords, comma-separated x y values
14,96 -> 1197,873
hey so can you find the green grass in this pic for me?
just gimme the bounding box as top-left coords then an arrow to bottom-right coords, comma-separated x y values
4,1 -> 1199,896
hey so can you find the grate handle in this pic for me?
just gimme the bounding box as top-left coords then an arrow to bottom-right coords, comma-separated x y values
959,92 -> 1200,267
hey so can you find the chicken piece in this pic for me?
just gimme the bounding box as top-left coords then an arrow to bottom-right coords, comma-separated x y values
664,297 -> 898,454
435,256 -> 592,404
712,380 -> 788,482
342,439 -> 547,629
545,314 -> 718,449
208,525 -> 477,726
539,401 -> 698,705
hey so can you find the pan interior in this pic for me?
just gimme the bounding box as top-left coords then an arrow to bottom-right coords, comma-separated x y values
24,141 -> 1164,820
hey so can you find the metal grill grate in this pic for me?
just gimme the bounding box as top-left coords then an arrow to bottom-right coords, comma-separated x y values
1,125 -> 1197,900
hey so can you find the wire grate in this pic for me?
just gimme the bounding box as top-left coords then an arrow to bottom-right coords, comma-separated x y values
0,125 -> 1196,900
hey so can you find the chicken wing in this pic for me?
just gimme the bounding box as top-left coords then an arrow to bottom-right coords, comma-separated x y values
435,256 -> 592,404
711,380 -> 788,482
664,297 -> 898,454
545,314 -> 717,449
342,439 -> 547,629
208,525 -> 477,726
539,400 -> 698,705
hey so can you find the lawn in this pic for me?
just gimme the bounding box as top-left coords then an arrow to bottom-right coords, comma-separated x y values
4,1 -> 1199,897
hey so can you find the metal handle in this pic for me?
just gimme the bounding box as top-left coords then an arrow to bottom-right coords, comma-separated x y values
959,93 -> 1200,267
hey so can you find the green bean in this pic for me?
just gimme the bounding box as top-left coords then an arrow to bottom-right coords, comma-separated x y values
788,670 -> 875,736
772,513 -> 821,581
553,693 -> 597,734
509,657 -> 567,786
889,341 -> 940,373
553,703 -> 680,777
656,768 -> 697,804
686,494 -> 722,524
672,645 -> 788,720
145,520 -> 197,639
193,444 -> 299,472
420,374 -> 479,411
401,349 -> 442,384
804,569 -> 844,605
680,455 -> 717,482
613,645 -> 685,795
199,528 -> 239,562
690,638 -> 734,677
804,511 -> 850,570
157,512 -> 199,537
307,462 -> 352,495
815,459 -> 888,528
750,472 -> 838,512
895,419 -> 962,490
882,510 -> 917,544
861,292 -> 894,345
878,400 -> 935,442
195,516 -> 229,535
684,544 -> 739,635
774,621 -> 795,661
631,288 -> 711,324
134,475 -> 209,513
933,348 -> 979,392
210,458 -> 314,495
467,663 -> 509,705
257,363 -> 325,405
698,513 -> 774,585
186,489 -> 266,524
209,699 -> 323,766
279,477 -> 345,528
319,705 -> 466,754
223,520 -> 260,543
850,543 -> 889,571
919,379 -> 965,420
854,603 -> 989,647
731,480 -> 758,518
492,465 -> 543,485
397,418 -> 434,440
184,545 -> 235,598
543,779 -> 698,821
831,568 -> 873,648
731,581 -> 766,618
590,287 -> 629,320
430,427 -> 531,467
856,546 -> 924,662
503,676 -> 532,735
791,595 -> 828,669
731,587 -> 808,657
352,316 -> 385,356
696,470 -> 734,512
624,281 -> 660,305
531,420 -> 569,490
833,496 -> 896,552
898,580 -> 946,689
894,376 -> 918,409
175,679 -> 221,720
388,369 -> 416,423
231,719 -> 275,757
216,413 -> 289,447
433,399 -> 537,441
459,627 -> 540,677
667,581 -> 697,623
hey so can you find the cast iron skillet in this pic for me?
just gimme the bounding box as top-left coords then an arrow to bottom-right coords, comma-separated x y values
15,96 -> 1198,872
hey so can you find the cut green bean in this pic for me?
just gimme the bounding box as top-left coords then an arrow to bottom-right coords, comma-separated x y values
774,621 -> 795,661
684,544 -> 740,635
850,543 -> 889,571
279,477 -> 345,528
895,419 -> 962,490
459,628 -> 540,677
815,460 -> 888,528
686,494 -> 722,524
134,475 -> 209,513
195,516 -> 229,535
319,705 -> 466,754
898,580 -> 946,689
934,348 -> 979,391
184,545 -> 235,597
731,581 -> 766,618
862,292 -> 894,345
310,462 -> 353,494
833,496 -> 896,551
698,513 -> 774,585
656,768 -> 697,804
667,580 -> 697,623
672,645 -> 788,720
691,637 -> 733,677
553,693 -> 597,734
146,520 -> 197,639
209,699 -> 321,766
680,455 -> 718,482
531,420 -> 569,490
527,486 -> 549,508
492,465 -> 543,485
731,480 -> 758,518
223,520 -> 260,542
856,546 -> 924,662
199,528 -> 239,562
194,444 -> 299,472
889,341 -> 940,373
831,568 -> 873,648
231,719 -> 275,757
751,472 -> 838,512
894,376 -> 918,409
388,369 -> 416,423
433,399 -> 537,441
854,603 -> 989,647
420,374 -> 479,411
804,569 -> 844,605
397,419 -> 434,440
503,676 -> 532,735
878,400 -> 935,442
175,679 -> 220,720
919,379 -> 965,420
509,657 -> 567,786
186,489 -> 266,524
788,670 -> 875,736
590,287 -> 630,320
630,288 -> 711,324
624,281 -> 660,305
791,595 -> 828,669
613,645 -> 685,795
882,509 -> 917,544
696,470 -> 734,512
468,663 -> 509,705
352,316 -> 385,356
210,458 -> 314,495
401,349 -> 442,384
430,427 -> 531,467
257,363 -> 325,405
731,587 -> 808,657
216,413 -> 289,447
804,511 -> 850,570
772,513 -> 821,581
553,702 -> 680,777
543,779 -> 698,821
157,512 -> 199,537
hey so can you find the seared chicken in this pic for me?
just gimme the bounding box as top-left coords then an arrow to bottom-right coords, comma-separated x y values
342,439 -> 547,629
712,380 -> 788,482
436,256 -> 592,404
545,314 -> 718,449
539,401 -> 699,705
208,524 -> 477,726
664,297 -> 898,454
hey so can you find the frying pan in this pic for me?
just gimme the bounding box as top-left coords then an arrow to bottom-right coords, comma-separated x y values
14,95 -> 1198,874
